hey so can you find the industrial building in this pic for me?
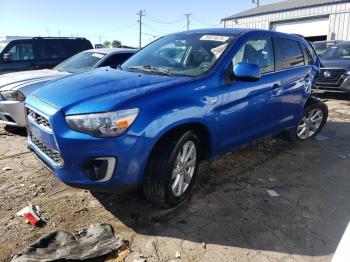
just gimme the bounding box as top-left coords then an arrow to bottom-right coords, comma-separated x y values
222,0 -> 350,41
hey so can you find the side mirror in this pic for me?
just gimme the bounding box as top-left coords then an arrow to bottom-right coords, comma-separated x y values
3,53 -> 11,62
233,62 -> 261,82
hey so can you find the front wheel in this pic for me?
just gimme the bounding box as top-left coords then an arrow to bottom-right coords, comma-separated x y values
285,102 -> 328,141
143,130 -> 200,208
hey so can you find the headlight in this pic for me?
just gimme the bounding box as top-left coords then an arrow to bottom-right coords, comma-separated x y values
0,90 -> 26,101
65,109 -> 139,137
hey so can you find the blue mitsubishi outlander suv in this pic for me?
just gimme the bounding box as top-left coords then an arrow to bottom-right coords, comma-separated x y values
25,29 -> 328,207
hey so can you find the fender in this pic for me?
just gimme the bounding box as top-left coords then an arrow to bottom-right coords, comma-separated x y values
305,95 -> 324,108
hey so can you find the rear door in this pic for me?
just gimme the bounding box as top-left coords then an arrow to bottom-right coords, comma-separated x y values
0,40 -> 36,73
272,37 -> 312,128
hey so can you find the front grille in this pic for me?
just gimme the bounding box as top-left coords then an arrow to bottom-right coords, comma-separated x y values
27,108 -> 51,130
316,69 -> 345,86
30,134 -> 63,165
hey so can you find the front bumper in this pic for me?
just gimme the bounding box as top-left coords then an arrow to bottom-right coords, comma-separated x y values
0,99 -> 26,126
313,74 -> 350,93
26,96 -> 153,193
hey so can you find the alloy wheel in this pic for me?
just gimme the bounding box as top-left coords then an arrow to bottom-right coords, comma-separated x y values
171,140 -> 197,197
297,109 -> 324,140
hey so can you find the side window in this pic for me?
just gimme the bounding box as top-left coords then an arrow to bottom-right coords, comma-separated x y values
37,40 -> 66,60
100,53 -> 134,68
232,37 -> 274,74
6,42 -> 34,61
301,44 -> 315,65
63,40 -> 87,57
275,38 -> 305,69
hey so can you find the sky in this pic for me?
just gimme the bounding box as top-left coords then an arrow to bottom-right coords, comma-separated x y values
0,0 -> 281,47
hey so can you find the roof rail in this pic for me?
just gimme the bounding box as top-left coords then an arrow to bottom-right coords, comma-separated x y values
32,37 -> 88,40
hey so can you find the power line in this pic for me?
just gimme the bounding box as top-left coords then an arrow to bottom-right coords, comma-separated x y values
145,13 -> 185,24
92,23 -> 138,36
143,23 -> 174,34
191,15 -> 218,28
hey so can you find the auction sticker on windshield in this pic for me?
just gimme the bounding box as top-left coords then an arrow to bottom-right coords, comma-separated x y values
200,35 -> 230,42
92,53 -> 104,58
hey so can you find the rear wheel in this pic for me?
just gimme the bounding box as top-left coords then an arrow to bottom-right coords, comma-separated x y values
143,130 -> 200,208
285,102 -> 328,141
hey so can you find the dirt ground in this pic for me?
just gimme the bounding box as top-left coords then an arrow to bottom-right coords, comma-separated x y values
0,94 -> 350,262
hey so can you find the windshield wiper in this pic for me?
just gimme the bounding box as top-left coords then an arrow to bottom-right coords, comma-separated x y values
128,65 -> 172,76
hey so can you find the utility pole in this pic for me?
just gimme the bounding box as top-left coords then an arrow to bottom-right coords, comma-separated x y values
184,13 -> 192,31
137,9 -> 145,48
58,30 -> 61,37
98,36 -> 102,44
252,0 -> 260,7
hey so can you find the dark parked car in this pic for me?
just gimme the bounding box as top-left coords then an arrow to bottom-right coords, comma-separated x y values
314,42 -> 350,93
26,29 -> 327,208
0,37 -> 93,74
312,40 -> 342,56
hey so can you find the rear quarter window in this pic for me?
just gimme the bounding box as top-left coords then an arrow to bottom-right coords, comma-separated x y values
274,38 -> 305,70
63,40 -> 92,57
300,43 -> 315,65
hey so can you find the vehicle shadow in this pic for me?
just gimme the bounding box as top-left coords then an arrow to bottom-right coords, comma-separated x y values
3,125 -> 27,137
92,121 -> 350,257
313,92 -> 350,101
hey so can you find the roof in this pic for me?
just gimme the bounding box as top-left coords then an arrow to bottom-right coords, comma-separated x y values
178,28 -> 249,35
85,48 -> 138,54
222,0 -> 350,20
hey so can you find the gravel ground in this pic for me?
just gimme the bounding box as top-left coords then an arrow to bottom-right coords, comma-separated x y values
0,94 -> 349,262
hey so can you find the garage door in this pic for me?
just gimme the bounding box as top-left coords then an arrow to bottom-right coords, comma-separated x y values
271,17 -> 329,37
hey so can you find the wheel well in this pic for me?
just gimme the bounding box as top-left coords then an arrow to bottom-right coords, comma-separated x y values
153,123 -> 212,160
305,96 -> 321,109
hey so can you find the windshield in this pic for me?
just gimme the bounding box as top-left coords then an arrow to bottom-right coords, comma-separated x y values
54,51 -> 106,73
0,41 -> 8,54
122,33 -> 235,76
320,45 -> 350,60
312,42 -> 339,56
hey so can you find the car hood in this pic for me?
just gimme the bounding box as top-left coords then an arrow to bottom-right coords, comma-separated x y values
31,68 -> 191,115
320,59 -> 350,70
0,69 -> 69,92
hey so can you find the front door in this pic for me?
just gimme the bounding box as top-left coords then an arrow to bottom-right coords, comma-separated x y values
218,36 -> 282,153
0,40 -> 35,73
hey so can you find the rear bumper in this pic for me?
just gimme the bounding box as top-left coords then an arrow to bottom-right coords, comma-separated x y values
26,96 -> 153,193
0,100 -> 26,126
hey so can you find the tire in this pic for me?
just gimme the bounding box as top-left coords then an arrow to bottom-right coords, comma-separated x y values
143,130 -> 200,208
284,102 -> 328,142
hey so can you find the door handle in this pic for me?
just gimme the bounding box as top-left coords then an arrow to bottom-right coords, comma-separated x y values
271,83 -> 282,96
201,96 -> 219,105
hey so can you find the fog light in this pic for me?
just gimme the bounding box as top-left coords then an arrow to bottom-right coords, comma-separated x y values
83,157 -> 116,182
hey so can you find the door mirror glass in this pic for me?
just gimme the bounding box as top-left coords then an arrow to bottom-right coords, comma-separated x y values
3,53 -> 11,62
233,62 -> 261,82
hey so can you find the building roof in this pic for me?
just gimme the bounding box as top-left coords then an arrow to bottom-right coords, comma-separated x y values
222,0 -> 350,20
